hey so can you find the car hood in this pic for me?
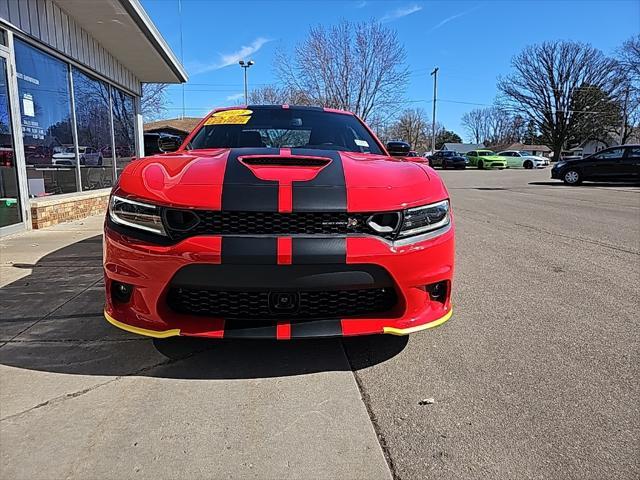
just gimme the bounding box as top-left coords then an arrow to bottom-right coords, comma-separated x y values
118,147 -> 449,211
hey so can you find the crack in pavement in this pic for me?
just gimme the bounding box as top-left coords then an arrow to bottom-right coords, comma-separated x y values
0,341 -> 216,423
0,276 -> 103,349
341,341 -> 399,480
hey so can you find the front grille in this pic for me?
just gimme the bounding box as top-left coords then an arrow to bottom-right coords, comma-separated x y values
164,210 -> 395,240
166,287 -> 397,319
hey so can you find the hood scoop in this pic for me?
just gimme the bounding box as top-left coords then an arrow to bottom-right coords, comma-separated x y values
239,154 -> 332,183
241,156 -> 330,167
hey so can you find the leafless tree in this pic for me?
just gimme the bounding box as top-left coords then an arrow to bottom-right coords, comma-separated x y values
616,36 -> 640,143
461,109 -> 486,144
461,106 -> 525,146
385,108 -> 430,151
248,85 -> 312,106
141,83 -> 170,121
618,35 -> 640,81
498,41 -> 621,161
274,20 -> 409,121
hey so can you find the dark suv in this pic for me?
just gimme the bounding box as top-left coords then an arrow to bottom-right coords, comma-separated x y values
551,145 -> 640,185
429,150 -> 468,169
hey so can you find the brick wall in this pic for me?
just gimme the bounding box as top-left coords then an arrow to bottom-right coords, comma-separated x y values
30,190 -> 110,229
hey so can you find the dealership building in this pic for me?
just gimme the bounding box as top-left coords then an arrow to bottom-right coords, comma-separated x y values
0,0 -> 186,235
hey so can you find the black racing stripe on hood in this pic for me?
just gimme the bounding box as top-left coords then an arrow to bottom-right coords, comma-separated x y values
290,148 -> 347,212
292,237 -> 346,264
222,148 -> 279,211
221,237 -> 277,264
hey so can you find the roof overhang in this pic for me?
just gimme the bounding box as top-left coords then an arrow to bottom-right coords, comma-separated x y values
55,0 -> 187,83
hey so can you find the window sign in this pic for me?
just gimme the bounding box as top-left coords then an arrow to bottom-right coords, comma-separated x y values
14,39 -> 77,195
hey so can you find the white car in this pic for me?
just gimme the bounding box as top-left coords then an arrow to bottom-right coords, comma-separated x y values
52,146 -> 103,166
498,150 -> 549,169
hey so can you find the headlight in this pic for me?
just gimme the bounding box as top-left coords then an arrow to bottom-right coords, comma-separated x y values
397,200 -> 450,239
109,195 -> 166,236
554,161 -> 566,169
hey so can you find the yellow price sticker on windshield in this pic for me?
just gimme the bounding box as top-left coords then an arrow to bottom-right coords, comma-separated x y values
205,109 -> 252,125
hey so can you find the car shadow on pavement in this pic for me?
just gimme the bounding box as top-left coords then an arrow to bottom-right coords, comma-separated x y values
0,235 -> 408,380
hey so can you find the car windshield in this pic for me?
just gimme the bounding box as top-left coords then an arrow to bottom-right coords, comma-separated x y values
188,107 -> 384,154
478,151 -> 496,156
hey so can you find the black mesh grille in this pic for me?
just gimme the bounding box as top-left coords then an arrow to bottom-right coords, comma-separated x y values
166,287 -> 397,319
164,210 -> 395,240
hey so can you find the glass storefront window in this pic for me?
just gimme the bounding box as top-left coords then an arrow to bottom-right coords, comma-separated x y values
14,39 -> 77,196
72,68 -> 114,190
111,88 -> 135,177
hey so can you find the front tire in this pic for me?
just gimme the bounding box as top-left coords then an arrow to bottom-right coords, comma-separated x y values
563,169 -> 582,185
524,160 -> 533,169
477,160 -> 484,170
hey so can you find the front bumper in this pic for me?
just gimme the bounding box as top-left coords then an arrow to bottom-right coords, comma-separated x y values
103,225 -> 455,339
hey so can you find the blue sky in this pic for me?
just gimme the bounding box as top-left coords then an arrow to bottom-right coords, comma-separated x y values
141,0 -> 640,138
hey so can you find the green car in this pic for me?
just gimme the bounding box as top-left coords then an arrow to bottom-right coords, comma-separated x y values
466,150 -> 508,169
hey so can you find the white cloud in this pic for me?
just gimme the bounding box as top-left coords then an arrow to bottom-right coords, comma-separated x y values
354,0 -> 367,8
429,5 -> 481,31
226,93 -> 245,101
380,4 -> 422,23
190,37 -> 272,74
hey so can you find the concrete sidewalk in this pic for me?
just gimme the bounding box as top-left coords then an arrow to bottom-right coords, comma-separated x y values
0,217 -> 393,480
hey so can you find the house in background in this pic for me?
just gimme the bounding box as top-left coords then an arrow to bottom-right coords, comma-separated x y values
0,0 -> 187,234
144,117 -> 202,141
502,143 -> 552,157
442,143 -> 485,154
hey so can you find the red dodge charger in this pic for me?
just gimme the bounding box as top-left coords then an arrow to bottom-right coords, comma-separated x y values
103,105 -> 454,339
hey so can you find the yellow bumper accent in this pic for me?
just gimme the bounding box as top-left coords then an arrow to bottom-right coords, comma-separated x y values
104,310 -> 181,338
383,308 -> 453,336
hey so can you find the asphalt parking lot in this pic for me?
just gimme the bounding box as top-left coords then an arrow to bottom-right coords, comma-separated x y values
1,168 -> 638,480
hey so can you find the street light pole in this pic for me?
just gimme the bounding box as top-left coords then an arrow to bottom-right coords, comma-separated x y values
238,60 -> 255,105
430,67 -> 439,153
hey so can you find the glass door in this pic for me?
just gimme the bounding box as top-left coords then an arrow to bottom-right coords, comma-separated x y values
0,54 -> 22,230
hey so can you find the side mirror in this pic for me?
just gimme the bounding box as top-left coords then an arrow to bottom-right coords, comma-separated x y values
158,136 -> 182,153
386,141 -> 411,157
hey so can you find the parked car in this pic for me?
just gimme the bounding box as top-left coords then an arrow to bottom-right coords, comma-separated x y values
386,141 -> 430,165
551,144 -> 640,185
466,150 -> 507,169
430,150 -> 468,169
104,105 -> 454,339
52,146 -> 103,166
498,150 -> 549,169
144,132 -> 183,156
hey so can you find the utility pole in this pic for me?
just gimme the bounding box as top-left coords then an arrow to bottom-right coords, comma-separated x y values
430,67 -> 439,153
239,60 -> 255,105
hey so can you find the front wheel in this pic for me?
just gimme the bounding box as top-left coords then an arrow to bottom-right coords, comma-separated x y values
563,169 -> 582,185
524,160 -> 533,169
477,160 -> 484,170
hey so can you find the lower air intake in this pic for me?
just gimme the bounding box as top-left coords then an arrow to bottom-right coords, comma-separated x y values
166,287 -> 397,319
